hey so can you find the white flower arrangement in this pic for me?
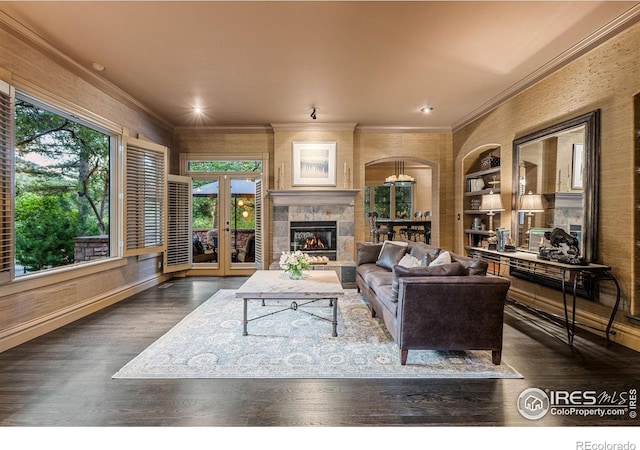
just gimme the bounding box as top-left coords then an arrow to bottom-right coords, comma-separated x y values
279,250 -> 312,279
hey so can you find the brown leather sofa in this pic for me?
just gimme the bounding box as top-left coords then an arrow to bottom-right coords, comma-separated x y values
356,241 -> 511,365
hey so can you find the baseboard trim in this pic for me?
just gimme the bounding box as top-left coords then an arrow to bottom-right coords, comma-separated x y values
508,287 -> 640,352
0,273 -> 172,353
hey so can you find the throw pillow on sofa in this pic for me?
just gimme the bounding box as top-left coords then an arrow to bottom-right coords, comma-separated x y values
428,250 -> 452,266
376,242 -> 408,270
398,254 -> 422,268
356,242 -> 383,265
390,262 -> 464,302
378,239 -> 408,256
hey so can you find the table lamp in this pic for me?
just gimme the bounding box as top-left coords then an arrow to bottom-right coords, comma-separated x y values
481,190 -> 504,233
519,191 -> 545,232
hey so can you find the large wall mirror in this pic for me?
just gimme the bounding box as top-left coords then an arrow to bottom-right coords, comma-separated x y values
512,110 -> 600,296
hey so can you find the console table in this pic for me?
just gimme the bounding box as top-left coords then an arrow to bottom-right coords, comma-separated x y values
466,247 -> 620,346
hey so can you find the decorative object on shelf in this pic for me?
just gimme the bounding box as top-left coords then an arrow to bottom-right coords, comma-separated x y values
504,239 -> 516,252
279,250 -> 312,279
519,191 -> 545,239
496,228 -> 511,252
480,153 -> 501,170
469,178 -> 485,192
538,227 -> 584,265
472,217 -> 485,230
481,190 -> 504,233
487,234 -> 498,250
384,160 -> 415,186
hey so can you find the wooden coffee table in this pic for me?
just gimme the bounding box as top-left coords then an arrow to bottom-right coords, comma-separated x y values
235,270 -> 345,337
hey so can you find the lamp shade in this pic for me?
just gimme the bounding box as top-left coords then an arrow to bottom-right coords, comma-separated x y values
519,191 -> 544,212
481,191 -> 504,212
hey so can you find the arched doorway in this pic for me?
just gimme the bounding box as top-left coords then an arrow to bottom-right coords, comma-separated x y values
364,157 -> 438,245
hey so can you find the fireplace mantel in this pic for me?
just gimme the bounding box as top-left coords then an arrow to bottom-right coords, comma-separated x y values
268,189 -> 360,206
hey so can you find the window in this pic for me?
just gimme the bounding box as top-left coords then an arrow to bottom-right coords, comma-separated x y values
0,75 -> 169,283
364,184 -> 413,219
187,160 -> 262,173
395,185 -> 412,218
13,95 -> 112,275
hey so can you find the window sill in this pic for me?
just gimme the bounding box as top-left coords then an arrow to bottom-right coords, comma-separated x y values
2,257 -> 130,297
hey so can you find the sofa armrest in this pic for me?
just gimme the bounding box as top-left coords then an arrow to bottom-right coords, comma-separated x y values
396,276 -> 511,350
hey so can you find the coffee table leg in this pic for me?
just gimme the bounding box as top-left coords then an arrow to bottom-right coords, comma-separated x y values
243,298 -> 248,336
332,297 -> 338,337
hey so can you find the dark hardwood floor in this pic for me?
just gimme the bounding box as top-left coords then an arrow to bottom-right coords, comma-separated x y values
1,276 -> 639,429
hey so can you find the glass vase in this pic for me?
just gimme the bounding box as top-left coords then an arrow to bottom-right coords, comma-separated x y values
287,266 -> 304,280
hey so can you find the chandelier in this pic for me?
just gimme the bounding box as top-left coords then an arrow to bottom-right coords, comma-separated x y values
383,160 -> 415,187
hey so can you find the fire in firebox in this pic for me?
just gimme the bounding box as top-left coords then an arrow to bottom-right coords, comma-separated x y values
303,235 -> 325,249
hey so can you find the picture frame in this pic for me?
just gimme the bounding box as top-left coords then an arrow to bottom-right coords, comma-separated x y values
528,227 -> 552,252
292,141 -> 337,186
571,143 -> 583,189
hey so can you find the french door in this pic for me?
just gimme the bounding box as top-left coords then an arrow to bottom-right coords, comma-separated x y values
190,173 -> 262,276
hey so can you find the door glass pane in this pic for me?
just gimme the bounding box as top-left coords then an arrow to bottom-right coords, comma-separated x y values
192,179 -> 218,264
230,178 -> 256,264
374,186 -> 391,218
395,185 -> 412,218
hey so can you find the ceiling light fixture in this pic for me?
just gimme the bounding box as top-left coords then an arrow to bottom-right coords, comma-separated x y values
91,62 -> 105,72
384,160 -> 416,187
420,106 -> 434,114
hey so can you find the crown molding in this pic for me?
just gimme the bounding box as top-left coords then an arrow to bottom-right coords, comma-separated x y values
355,125 -> 451,134
270,122 -> 357,132
0,11 -> 174,132
452,4 -> 640,132
174,125 -> 273,134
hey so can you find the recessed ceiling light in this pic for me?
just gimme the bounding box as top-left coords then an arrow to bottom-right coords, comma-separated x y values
194,106 -> 203,115
420,106 -> 434,114
91,62 -> 105,72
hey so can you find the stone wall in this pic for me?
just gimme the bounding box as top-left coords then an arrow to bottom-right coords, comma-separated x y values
272,204 -> 354,262
73,236 -> 109,262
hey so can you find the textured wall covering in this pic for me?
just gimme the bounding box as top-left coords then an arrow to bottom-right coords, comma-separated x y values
453,21 -> 640,347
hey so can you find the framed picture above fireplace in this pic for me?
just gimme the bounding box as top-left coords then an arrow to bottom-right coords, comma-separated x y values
292,141 -> 337,186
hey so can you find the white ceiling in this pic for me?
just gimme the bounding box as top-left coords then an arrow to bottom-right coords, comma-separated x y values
1,1 -> 638,130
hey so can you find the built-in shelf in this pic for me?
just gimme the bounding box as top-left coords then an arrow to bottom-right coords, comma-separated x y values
464,166 -> 501,179
464,210 -> 494,215
463,149 -> 502,248
465,188 -> 501,197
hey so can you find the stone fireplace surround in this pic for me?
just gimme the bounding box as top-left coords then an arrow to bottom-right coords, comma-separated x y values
270,190 -> 359,262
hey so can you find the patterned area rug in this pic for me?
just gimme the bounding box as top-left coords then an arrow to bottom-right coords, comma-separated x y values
113,289 -> 522,379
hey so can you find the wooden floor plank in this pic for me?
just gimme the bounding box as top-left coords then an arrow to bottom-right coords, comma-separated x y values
0,276 -> 638,427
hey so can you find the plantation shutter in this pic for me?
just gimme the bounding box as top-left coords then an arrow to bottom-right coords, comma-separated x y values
253,178 -> 263,269
164,174 -> 192,273
123,136 -> 167,256
0,80 -> 13,284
